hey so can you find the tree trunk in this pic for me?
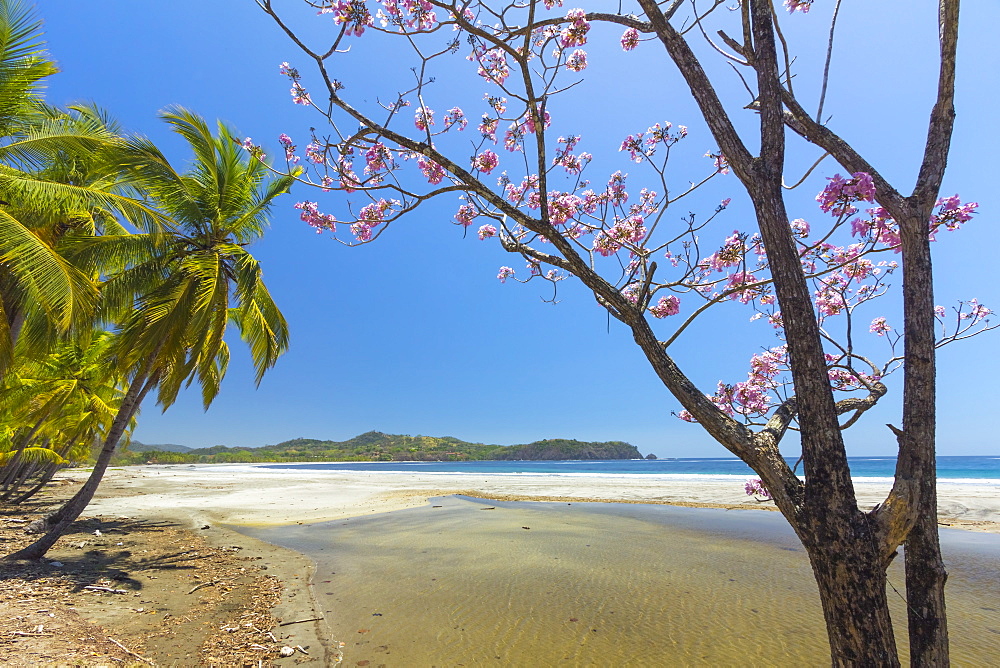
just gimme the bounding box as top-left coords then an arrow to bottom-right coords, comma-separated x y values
0,418 -> 46,491
2,461 -> 38,500
795,509 -> 900,666
11,463 -> 57,504
4,369 -> 158,561
899,189 -> 949,662
904,485 -> 949,665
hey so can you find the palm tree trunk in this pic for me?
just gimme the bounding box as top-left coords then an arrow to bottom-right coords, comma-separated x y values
0,418 -> 46,491
5,368 -> 159,560
10,462 -> 57,504
2,460 -> 38,500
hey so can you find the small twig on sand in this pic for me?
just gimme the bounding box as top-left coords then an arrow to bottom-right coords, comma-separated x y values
277,617 -> 323,627
85,585 -> 128,594
11,631 -> 55,637
294,645 -> 309,655
107,637 -> 155,666
187,580 -> 220,595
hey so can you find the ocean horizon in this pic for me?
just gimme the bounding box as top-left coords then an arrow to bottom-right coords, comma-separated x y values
254,454 -> 1000,482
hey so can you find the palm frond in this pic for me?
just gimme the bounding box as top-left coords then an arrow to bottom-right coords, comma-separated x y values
0,446 -> 67,467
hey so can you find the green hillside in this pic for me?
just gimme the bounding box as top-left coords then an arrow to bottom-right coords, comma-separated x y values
492,439 -> 641,460
110,431 -> 645,465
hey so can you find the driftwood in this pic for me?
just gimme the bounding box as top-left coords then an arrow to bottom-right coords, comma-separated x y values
277,617 -> 323,627
187,580 -> 222,594
84,585 -> 128,594
107,637 -> 155,666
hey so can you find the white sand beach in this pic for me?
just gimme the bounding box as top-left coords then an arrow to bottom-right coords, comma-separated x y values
81,463 -> 1000,531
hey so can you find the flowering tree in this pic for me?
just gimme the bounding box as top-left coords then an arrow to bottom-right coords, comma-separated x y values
255,0 -> 990,663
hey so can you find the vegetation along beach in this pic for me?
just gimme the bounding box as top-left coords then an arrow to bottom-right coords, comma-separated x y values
3,0 -> 1000,666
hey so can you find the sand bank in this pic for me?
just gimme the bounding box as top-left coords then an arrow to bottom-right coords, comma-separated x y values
83,463 -> 1000,531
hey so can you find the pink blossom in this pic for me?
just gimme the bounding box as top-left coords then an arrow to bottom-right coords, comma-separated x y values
934,305 -> 946,319
503,123 -> 525,152
699,231 -> 746,273
478,224 -> 497,240
365,142 -> 393,173
417,156 -> 445,184
961,298 -> 992,322
565,49 -> 588,72
479,116 -> 499,143
552,149 -> 591,175
324,0 -> 374,36
497,266 -> 515,283
870,317 -> 891,336
560,9 -> 590,48
351,222 -> 374,242
546,192 -> 582,225
621,28 -> 639,51
621,283 -> 640,305
278,134 -> 299,163
817,172 -> 876,216
607,171 -> 628,205
646,122 -> 686,147
473,149 -> 499,174
414,106 -> 435,131
815,287 -> 846,318
523,110 -> 551,134
290,82 -> 312,106
476,48 -> 510,85
338,159 -> 361,192
592,232 -> 620,257
789,218 -> 810,238
241,138 -> 266,162
745,479 -> 772,499
358,198 -> 393,224
930,195 -> 978,233
705,150 -> 729,175
443,107 -> 468,131
726,272 -> 760,304
620,133 -> 646,162
378,0 -> 438,30
784,0 -> 813,12
454,204 -> 478,227
305,142 -> 325,164
294,200 -> 336,233
608,216 -> 647,245
649,295 -> 681,318
484,94 -> 507,115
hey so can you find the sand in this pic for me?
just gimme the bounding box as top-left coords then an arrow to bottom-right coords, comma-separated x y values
86,463 -> 1000,530
56,463 -> 997,663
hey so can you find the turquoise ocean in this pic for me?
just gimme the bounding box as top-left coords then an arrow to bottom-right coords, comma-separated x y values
259,454 -> 1000,481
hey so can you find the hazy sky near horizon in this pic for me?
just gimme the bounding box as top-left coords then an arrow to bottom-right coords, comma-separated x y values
39,1 -> 999,457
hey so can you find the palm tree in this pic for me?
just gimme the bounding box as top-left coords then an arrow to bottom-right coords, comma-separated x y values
0,329 -> 130,502
7,108 -> 293,560
0,1 -> 165,375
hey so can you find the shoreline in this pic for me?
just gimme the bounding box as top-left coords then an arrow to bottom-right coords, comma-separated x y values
7,463 -> 996,663
87,463 -> 1000,531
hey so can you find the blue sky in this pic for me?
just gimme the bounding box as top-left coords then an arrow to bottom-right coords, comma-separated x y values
39,1 -> 999,457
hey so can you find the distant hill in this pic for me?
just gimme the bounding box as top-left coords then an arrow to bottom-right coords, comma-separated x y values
492,439 -> 641,460
125,441 -> 193,454
111,431 -> 647,464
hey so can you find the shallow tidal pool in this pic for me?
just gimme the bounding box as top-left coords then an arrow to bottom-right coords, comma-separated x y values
238,497 -> 1000,666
